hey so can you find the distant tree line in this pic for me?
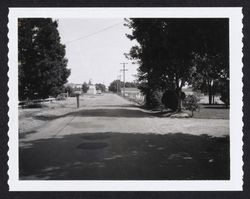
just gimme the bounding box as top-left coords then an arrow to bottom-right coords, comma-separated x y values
63,82 -> 106,97
108,80 -> 138,92
18,18 -> 71,100
125,18 -> 229,110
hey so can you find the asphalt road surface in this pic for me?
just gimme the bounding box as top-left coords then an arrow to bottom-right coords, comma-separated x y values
19,93 -> 230,180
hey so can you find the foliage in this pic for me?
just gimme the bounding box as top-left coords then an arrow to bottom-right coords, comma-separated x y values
82,82 -> 89,93
125,81 -> 138,88
64,85 -> 74,96
144,90 -> 163,109
161,90 -> 178,111
161,90 -> 186,111
109,80 -> 121,92
95,83 -> 106,92
219,79 -> 230,107
125,18 -> 229,111
18,18 -> 71,100
183,95 -> 200,117
190,53 -> 229,104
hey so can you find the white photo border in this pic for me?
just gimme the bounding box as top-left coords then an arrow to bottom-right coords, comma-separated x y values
8,7 -> 243,191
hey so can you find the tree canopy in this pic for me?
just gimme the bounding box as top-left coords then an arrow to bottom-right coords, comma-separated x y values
108,80 -> 121,93
18,18 -> 71,100
108,80 -> 138,93
95,83 -> 106,92
125,18 -> 229,109
82,82 -> 89,93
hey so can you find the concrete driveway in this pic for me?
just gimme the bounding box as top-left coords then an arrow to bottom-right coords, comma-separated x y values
19,93 -> 230,180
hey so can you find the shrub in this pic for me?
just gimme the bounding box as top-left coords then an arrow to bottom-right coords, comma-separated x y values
145,90 -> 163,109
183,94 -> 200,117
161,90 -> 178,111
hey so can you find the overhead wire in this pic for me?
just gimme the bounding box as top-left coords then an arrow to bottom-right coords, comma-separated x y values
64,22 -> 123,44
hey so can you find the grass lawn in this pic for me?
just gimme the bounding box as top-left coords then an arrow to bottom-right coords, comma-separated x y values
191,104 -> 229,119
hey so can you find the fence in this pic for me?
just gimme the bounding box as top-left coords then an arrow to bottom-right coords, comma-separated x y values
18,97 -> 56,108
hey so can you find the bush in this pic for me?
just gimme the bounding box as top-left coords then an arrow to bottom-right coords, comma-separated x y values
162,90 -> 178,111
183,94 -> 200,117
145,90 -> 163,109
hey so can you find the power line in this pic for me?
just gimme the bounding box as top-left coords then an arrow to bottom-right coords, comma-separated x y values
65,22 -> 123,44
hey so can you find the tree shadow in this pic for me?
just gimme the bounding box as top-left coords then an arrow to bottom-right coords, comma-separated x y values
203,106 -> 229,109
19,130 -> 37,139
90,104 -> 138,108
34,108 -> 153,121
19,132 -> 230,180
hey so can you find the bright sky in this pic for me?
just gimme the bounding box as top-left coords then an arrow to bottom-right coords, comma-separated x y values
57,18 -> 139,87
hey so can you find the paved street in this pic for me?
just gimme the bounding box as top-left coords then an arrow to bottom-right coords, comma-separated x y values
19,93 -> 230,180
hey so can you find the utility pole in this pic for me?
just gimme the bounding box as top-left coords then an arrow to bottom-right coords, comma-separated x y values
117,75 -> 121,94
120,63 -> 128,97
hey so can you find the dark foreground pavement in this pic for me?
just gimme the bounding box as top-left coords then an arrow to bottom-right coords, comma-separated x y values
20,132 -> 229,180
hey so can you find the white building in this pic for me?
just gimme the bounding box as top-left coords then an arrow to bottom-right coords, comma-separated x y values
121,87 -> 144,100
86,80 -> 97,95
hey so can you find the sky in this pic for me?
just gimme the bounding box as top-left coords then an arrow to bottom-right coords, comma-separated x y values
57,18 -> 139,86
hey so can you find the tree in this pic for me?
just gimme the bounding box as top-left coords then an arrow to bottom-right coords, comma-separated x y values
109,80 -> 121,93
82,82 -> 89,93
126,19 -> 196,110
18,18 -> 70,100
64,85 -> 74,96
95,83 -> 106,92
125,18 -> 229,110
191,53 -> 229,104
125,81 -> 138,88
190,19 -> 229,104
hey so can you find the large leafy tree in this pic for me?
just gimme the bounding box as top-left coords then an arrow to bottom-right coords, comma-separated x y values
190,19 -> 229,105
95,83 -> 106,92
191,53 -> 229,104
125,18 -> 229,110
126,19 -> 195,110
108,80 -> 121,93
18,18 -> 71,100
82,82 -> 89,93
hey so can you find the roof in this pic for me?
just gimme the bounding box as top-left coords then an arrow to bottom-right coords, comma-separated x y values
65,83 -> 82,88
122,87 -> 140,92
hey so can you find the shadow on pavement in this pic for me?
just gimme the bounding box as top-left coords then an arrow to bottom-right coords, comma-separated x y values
34,108 -> 152,121
19,132 -> 230,180
19,130 -> 37,139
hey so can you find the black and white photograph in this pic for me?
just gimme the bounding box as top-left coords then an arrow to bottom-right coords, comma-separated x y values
7,8 -> 243,191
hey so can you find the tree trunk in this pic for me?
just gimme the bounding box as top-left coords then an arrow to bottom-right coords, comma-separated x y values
208,83 -> 212,105
177,88 -> 182,112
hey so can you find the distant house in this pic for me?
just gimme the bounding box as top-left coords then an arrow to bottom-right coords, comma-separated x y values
86,82 -> 97,95
121,87 -> 144,100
